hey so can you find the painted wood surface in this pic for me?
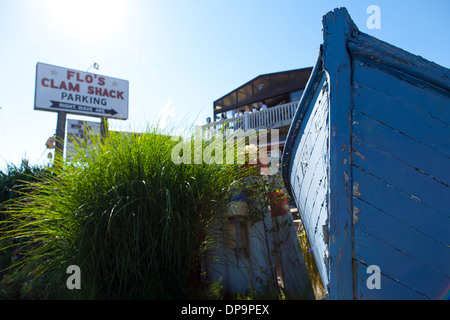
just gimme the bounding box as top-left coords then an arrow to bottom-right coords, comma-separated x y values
287,72 -> 330,290
351,59 -> 450,299
322,8 -> 355,300
282,7 -> 450,299
272,212 -> 315,299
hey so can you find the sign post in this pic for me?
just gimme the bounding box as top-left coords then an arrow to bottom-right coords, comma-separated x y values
101,116 -> 108,138
34,62 -> 129,160
55,111 -> 67,163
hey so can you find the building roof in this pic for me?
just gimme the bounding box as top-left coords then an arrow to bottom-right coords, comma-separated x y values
213,67 -> 312,117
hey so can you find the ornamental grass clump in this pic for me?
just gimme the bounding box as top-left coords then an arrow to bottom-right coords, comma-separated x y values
0,127 -> 247,299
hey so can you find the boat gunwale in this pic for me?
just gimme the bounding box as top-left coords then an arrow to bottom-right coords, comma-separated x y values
281,49 -> 325,197
347,30 -> 450,94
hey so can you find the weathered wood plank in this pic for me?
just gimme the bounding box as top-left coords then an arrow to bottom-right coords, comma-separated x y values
288,76 -> 330,288
354,261 -> 429,300
311,201 -> 329,287
300,111 -> 328,217
354,228 -> 449,299
294,119 -> 327,217
350,35 -> 450,299
353,137 -> 450,215
348,31 -> 450,93
303,142 -> 329,286
353,67 -> 450,158
290,76 -> 328,190
353,198 -> 449,276
283,59 -> 326,189
352,110 -> 450,186
352,166 -> 449,245
353,61 -> 450,125
322,7 -> 355,300
305,151 -> 328,242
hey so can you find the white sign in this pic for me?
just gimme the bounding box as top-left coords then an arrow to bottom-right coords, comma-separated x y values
66,119 -> 100,157
67,119 -> 101,138
35,62 -> 129,119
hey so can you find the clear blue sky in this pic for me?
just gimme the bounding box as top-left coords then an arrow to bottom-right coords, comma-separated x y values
0,0 -> 449,169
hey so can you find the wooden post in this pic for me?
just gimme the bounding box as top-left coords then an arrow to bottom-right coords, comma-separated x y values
323,8 -> 355,300
55,111 -> 67,164
244,112 -> 249,131
101,116 -> 108,138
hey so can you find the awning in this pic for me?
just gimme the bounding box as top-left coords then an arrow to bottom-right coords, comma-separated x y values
213,67 -> 312,117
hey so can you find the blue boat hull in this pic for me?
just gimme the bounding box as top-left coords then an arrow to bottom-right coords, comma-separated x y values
282,8 -> 450,299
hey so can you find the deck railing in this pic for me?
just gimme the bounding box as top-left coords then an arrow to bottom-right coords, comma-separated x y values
202,101 -> 299,135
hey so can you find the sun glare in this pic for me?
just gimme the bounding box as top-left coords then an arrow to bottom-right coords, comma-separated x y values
42,0 -> 130,44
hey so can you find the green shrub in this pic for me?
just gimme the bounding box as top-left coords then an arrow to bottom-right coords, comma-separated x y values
0,128 -> 249,299
0,159 -> 49,219
0,159 -> 51,293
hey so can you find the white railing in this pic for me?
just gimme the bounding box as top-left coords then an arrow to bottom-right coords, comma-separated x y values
202,101 -> 299,134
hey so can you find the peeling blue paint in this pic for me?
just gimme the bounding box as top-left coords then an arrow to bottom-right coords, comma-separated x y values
282,7 -> 450,300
